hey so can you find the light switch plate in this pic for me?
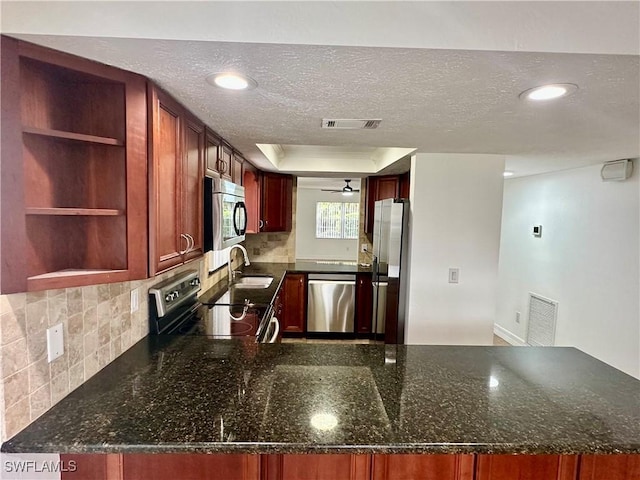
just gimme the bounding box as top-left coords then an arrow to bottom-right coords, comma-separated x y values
448,268 -> 459,284
46,323 -> 64,363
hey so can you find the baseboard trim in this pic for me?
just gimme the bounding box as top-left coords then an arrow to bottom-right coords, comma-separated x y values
494,324 -> 528,346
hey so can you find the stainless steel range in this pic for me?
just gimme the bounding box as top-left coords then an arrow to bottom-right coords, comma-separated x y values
148,270 -> 273,340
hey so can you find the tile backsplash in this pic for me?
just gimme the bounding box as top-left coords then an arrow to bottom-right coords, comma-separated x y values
0,279 -> 148,440
244,232 -> 295,263
358,184 -> 374,265
0,254 -> 233,442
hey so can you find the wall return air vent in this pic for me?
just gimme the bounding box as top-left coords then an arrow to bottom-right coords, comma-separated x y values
321,119 -> 382,129
526,293 -> 558,347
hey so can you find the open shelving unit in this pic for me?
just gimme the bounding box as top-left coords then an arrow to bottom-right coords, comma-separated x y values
1,37 -> 148,293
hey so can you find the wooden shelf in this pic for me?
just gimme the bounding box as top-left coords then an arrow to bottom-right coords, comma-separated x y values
27,268 -> 130,291
22,126 -> 124,146
28,268 -> 127,281
26,207 -> 124,216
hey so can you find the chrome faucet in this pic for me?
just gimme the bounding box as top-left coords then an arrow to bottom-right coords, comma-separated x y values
228,244 -> 250,281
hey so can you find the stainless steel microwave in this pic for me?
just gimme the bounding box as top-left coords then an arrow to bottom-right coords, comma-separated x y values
204,176 -> 247,251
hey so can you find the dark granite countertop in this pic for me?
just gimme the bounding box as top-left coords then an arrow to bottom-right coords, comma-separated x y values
199,261 -> 372,308
3,339 -> 639,455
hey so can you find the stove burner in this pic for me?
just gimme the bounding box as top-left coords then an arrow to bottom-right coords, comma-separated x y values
148,271 -> 260,339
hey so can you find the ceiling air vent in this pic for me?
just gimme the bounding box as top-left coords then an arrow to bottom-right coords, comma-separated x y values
321,119 -> 381,129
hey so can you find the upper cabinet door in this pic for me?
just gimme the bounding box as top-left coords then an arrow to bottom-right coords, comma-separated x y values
365,175 -> 401,236
218,143 -> 233,180
231,152 -> 244,185
149,87 -> 184,275
243,162 -> 261,234
204,128 -> 221,178
261,172 -> 293,232
149,84 -> 205,276
182,113 -> 204,262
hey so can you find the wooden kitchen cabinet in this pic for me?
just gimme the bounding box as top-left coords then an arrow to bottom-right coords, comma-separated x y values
364,172 -> 410,237
262,455 -> 371,480
279,273 -> 306,334
122,454 -> 260,480
232,151 -> 244,185
476,455 -> 578,480
579,455 -> 640,480
243,162 -> 261,234
399,171 -> 410,199
355,273 -> 373,334
218,142 -> 234,180
372,455 -> 474,480
365,175 -> 402,236
204,127 -> 244,185
205,127 -> 222,178
56,453 -> 640,480
260,172 -> 293,232
148,84 -> 204,275
181,113 -> 205,262
0,36 -> 148,293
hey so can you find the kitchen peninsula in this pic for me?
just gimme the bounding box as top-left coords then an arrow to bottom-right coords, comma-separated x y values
2,336 -> 639,479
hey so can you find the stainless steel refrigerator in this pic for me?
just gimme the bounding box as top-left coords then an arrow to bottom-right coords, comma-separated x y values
372,198 -> 410,344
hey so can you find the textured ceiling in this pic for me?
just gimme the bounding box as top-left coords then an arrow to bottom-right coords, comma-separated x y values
13,34 -> 638,177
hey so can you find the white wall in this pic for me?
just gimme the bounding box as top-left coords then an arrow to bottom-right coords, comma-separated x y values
295,188 -> 358,261
496,163 -> 640,378
406,153 -> 505,345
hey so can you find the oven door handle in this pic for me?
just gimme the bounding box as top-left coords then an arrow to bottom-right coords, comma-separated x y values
268,317 -> 280,343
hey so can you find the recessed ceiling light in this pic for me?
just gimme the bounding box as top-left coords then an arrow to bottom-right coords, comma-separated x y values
503,171 -> 514,177
206,72 -> 257,90
519,83 -> 578,101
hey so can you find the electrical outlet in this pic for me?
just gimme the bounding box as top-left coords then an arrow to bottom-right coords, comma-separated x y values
46,324 -> 64,363
515,311 -> 521,324
131,288 -> 139,313
448,268 -> 459,284
361,244 -> 368,253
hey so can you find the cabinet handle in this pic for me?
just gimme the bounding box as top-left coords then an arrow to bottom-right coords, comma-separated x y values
259,220 -> 264,230
179,234 -> 189,255
185,234 -> 194,252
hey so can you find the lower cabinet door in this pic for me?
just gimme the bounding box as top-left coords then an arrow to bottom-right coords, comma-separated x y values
121,454 -> 260,480
262,455 -> 371,480
60,454 -> 122,480
579,455 -> 640,480
281,273 -> 306,334
372,455 -> 474,480
476,455 -> 578,480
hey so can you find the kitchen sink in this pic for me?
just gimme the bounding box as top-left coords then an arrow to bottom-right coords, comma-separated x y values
234,276 -> 274,289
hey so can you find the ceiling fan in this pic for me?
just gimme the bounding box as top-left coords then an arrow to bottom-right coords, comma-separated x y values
321,179 -> 360,197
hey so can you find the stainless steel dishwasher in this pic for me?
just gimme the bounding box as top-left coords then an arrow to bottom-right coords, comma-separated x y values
307,274 -> 355,333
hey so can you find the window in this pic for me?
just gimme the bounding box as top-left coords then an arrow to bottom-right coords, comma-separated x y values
316,202 -> 359,239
